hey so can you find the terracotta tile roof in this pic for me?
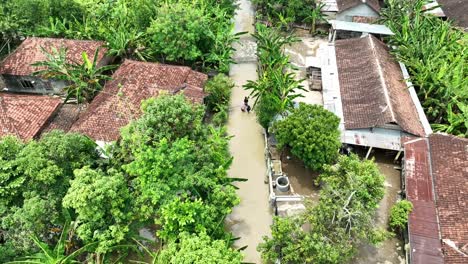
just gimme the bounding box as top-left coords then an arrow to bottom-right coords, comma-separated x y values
430,134 -> 468,263
335,35 -> 426,136
70,60 -> 207,142
0,93 -> 61,140
404,134 -> 468,264
41,104 -> 85,135
438,0 -> 468,30
0,37 -> 107,76
336,0 -> 380,13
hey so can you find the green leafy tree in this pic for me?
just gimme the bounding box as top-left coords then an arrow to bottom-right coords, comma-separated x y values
253,0 -> 320,28
62,167 -> 132,253
33,47 -> 116,103
259,154 -> 386,263
0,131 -> 98,261
389,200 -> 413,232
146,2 -> 206,63
119,94 -> 205,155
272,103 -> 341,170
156,232 -> 243,264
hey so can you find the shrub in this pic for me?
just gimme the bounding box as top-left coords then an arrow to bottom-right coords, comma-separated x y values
205,74 -> 234,112
389,200 -> 413,232
272,103 -> 341,170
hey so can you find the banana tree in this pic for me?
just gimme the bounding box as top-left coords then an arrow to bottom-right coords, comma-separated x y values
7,220 -> 97,264
303,2 -> 326,35
33,47 -> 116,103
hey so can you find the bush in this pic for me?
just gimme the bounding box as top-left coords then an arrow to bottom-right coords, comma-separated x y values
389,200 -> 413,232
212,106 -> 229,127
205,74 -> 234,112
272,103 -> 341,170
253,0 -> 319,28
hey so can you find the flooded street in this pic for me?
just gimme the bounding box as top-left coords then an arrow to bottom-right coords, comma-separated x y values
353,151 -> 405,264
225,0 -> 273,263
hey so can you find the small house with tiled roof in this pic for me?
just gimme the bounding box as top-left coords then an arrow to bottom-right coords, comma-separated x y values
320,0 -> 381,22
0,93 -> 62,140
320,34 -> 431,153
0,37 -> 110,95
70,59 -> 207,143
403,133 -> 468,264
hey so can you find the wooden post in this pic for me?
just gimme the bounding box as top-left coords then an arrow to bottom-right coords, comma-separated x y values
365,146 -> 373,159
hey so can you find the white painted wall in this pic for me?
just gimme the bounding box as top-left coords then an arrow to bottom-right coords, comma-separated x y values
336,4 -> 379,22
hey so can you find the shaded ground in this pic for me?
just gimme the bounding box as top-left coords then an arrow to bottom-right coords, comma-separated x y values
353,150 -> 406,264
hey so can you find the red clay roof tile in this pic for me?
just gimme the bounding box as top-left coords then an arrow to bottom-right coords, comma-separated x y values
0,37 -> 107,76
0,93 -> 61,140
335,35 -> 426,136
70,60 -> 207,142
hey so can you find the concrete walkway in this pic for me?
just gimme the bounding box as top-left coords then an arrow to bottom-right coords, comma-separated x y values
225,0 -> 273,263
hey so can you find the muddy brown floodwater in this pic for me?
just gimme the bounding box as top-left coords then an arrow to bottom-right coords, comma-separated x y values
224,0 -> 273,263
353,150 -> 406,264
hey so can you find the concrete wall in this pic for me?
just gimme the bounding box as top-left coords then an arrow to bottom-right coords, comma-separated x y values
336,4 -> 379,22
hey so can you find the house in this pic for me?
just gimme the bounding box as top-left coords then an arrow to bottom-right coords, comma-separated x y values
0,37 -> 110,95
0,93 -> 62,140
70,60 -> 207,143
403,133 -> 468,264
320,35 -> 431,154
320,0 -> 381,22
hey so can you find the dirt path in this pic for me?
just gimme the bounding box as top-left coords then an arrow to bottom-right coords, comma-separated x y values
225,1 -> 273,263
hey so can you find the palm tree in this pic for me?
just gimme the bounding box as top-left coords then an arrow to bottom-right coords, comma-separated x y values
33,47 -> 116,103
7,220 -> 97,264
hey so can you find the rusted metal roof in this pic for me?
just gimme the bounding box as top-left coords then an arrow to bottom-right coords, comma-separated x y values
336,0 -> 380,13
404,134 -> 468,264
404,137 -> 444,264
335,35 -> 426,137
70,60 -> 207,142
0,37 -> 107,76
0,93 -> 61,140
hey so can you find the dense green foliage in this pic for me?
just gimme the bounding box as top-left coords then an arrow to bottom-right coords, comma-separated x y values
244,24 -> 305,128
33,47 -> 115,103
259,154 -> 386,263
0,0 -> 239,73
0,132 -> 98,261
156,232 -> 243,264
205,74 -> 235,126
272,103 -> 341,171
253,0 -> 323,30
1,95 -> 240,261
381,0 -> 468,137
389,200 -> 413,232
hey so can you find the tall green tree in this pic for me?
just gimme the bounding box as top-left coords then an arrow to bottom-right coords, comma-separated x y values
272,103 -> 341,171
259,154 -> 386,263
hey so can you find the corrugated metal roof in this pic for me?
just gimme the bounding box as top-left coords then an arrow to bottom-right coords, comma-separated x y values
330,20 -> 394,35
404,137 -> 444,264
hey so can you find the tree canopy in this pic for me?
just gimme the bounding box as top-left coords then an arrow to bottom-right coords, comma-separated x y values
259,154 -> 386,263
272,103 -> 341,170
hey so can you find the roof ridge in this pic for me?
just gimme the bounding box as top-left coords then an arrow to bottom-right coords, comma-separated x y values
368,35 -> 396,122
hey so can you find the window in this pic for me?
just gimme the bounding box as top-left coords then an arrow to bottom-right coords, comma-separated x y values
20,80 -> 34,89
